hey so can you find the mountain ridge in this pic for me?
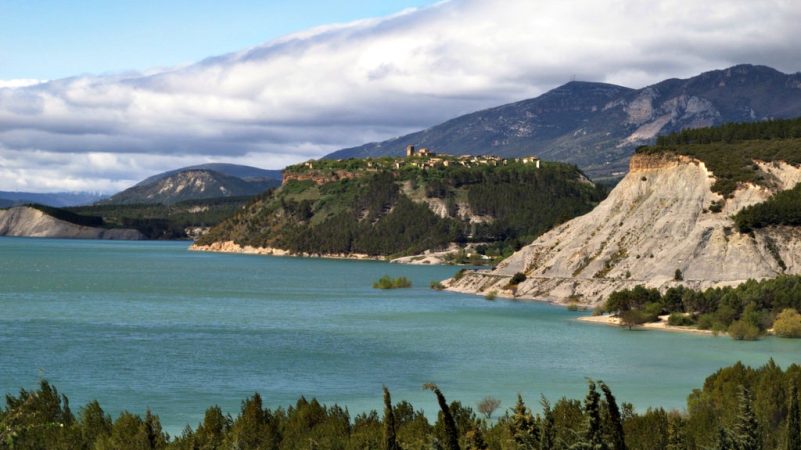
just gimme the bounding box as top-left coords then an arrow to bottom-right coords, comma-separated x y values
104,165 -> 281,205
326,65 -> 801,178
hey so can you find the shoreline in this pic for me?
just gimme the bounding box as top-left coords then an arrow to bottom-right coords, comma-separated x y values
576,314 -> 717,336
190,240 -> 490,266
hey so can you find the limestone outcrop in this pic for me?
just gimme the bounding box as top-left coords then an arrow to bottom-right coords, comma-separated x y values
445,153 -> 801,306
0,206 -> 143,240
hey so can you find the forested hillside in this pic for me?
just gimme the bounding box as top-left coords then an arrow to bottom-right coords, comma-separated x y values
196,156 -> 606,260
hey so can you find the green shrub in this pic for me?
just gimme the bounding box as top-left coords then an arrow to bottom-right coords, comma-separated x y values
727,320 -> 762,341
667,313 -> 695,327
566,302 -> 579,312
510,272 -> 527,285
772,308 -> 801,338
484,290 -> 497,301
373,275 -> 412,289
430,281 -> 445,291
674,269 -> 684,281
696,313 -> 715,330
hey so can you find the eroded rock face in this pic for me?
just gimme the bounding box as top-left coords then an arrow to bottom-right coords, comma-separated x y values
0,207 -> 143,240
445,154 -> 801,306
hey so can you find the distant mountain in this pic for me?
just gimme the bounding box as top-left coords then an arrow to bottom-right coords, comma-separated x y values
105,164 -> 282,205
136,163 -> 282,188
326,65 -> 801,178
0,191 -> 107,207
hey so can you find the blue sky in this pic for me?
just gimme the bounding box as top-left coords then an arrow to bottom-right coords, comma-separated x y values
0,0 -> 438,79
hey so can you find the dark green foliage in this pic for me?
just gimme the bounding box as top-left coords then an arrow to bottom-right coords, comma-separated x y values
787,384 -> 800,450
6,362 -> 801,449
655,117 -> 801,147
383,387 -> 400,450
65,195 -> 255,239
198,161 -> 605,258
600,383 -> 626,450
735,183 -> 801,232
373,276 -> 412,289
28,204 -> 105,227
604,276 -> 801,339
733,387 -> 761,450
510,272 -> 527,285
674,269 -> 683,282
638,120 -> 801,197
539,396 -> 555,450
581,380 -> 608,450
425,384 -> 460,450
666,413 -> 685,450
509,394 -> 538,449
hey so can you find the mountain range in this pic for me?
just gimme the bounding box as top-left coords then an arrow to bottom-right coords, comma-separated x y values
326,65 -> 801,179
0,191 -> 107,208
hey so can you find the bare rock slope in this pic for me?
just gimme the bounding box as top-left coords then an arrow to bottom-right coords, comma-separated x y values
0,206 -> 143,240
445,153 -> 801,306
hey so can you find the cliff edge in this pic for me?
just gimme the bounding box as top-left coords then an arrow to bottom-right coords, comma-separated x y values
0,206 -> 144,240
445,152 -> 801,305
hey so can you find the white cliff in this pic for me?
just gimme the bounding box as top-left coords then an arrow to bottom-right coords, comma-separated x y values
0,206 -> 143,240
445,153 -> 801,306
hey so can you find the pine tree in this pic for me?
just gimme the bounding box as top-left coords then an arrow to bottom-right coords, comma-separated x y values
540,396 -> 556,450
716,426 -> 735,450
733,386 -> 761,450
510,394 -> 538,449
666,413 -> 685,450
465,428 -> 489,450
600,382 -> 626,450
584,380 -> 608,450
425,383 -> 461,450
383,386 -> 400,450
788,384 -> 801,450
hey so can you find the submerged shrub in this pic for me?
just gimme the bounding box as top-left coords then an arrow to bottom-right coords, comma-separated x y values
728,320 -> 762,341
373,276 -> 412,289
430,281 -> 445,291
773,308 -> 801,338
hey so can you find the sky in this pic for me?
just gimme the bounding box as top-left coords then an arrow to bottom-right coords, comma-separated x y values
1,0 -> 800,193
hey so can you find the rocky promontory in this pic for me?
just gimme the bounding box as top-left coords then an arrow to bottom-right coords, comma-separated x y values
0,206 -> 143,240
445,152 -> 801,306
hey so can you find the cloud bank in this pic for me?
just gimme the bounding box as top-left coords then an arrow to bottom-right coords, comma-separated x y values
1,0 -> 800,192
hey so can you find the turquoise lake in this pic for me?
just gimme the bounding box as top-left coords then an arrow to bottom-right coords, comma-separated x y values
1,237 -> 799,435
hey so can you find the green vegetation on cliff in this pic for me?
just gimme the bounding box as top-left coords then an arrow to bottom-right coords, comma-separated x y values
735,183 -> 801,232
637,117 -> 801,197
197,158 -> 605,259
3,360 -> 801,449
14,197 -> 253,240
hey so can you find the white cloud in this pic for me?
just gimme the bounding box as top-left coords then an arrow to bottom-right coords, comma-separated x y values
0,79 -> 46,89
1,0 -> 800,192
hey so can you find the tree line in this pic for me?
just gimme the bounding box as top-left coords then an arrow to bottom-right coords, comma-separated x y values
603,275 -> 801,340
2,360 -> 801,449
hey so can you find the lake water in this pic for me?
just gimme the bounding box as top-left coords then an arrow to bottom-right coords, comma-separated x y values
1,237 -> 799,435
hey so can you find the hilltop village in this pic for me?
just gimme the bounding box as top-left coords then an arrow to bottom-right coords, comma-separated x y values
284,146 -> 541,185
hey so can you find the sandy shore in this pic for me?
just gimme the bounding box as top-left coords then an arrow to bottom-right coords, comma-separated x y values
577,314 -> 717,336
190,241 -> 384,261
